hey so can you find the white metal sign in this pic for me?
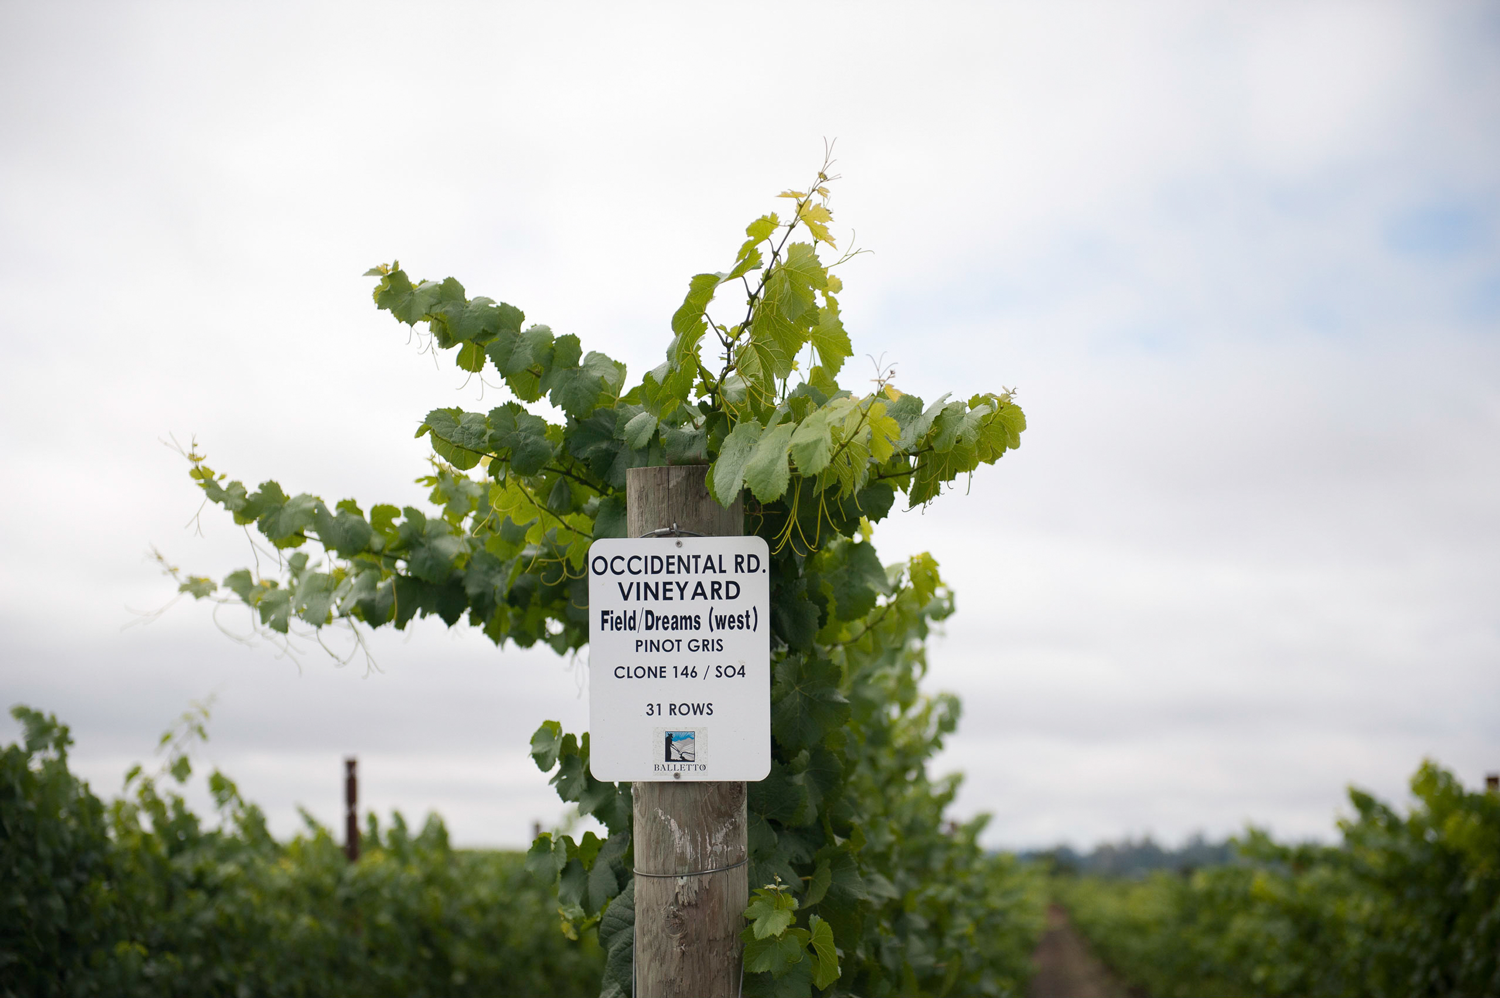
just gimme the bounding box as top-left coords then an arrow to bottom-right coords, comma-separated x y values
587,535 -> 770,782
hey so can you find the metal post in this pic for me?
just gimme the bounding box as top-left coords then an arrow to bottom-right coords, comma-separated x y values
627,465 -> 747,998
345,756 -> 360,862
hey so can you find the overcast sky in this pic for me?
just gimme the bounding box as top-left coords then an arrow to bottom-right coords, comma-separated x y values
2,2 -> 1496,851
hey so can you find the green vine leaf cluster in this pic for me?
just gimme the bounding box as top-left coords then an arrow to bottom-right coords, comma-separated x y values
472,540 -> 1045,997
175,169 -> 1038,996
742,881 -> 840,991
179,174 -> 1023,652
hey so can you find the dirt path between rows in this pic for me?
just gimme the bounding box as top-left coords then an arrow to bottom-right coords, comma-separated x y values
1026,904 -> 1136,998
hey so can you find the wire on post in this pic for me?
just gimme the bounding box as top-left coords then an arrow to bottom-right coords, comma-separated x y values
640,522 -> 705,539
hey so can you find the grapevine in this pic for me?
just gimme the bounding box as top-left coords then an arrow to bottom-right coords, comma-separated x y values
176,159 -> 1033,996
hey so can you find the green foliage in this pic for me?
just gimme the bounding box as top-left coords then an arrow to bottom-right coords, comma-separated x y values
0,707 -> 603,998
739,881 -> 840,992
172,164 -> 1040,996
528,540 -> 1048,997
0,708 -> 114,998
1056,760 -> 1500,998
177,166 -> 1024,657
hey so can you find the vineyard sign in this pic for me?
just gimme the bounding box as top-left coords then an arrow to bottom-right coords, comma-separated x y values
587,535 -> 770,782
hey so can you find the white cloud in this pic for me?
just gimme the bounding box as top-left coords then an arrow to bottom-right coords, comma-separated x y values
1,1 -> 1496,848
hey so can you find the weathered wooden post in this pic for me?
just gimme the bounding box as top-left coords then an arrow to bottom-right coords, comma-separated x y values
627,465 -> 747,997
344,756 -> 360,862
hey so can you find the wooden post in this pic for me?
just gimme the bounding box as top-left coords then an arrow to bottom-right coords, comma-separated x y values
627,465 -> 747,998
344,756 -> 360,862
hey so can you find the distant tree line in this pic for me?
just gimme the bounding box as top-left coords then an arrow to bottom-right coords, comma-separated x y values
1025,833 -> 1235,878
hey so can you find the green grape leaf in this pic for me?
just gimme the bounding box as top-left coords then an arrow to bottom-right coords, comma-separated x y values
593,494 -> 627,539
313,502 -> 373,558
671,272 -> 723,345
623,410 -> 658,450
267,493 -> 318,547
577,773 -> 618,826
791,745 -> 844,821
658,272 -> 723,414
827,541 -> 887,621
557,857 -> 587,910
771,577 -> 820,652
423,406 -> 492,452
777,242 -> 825,318
662,420 -> 708,464
237,480 -> 285,529
530,720 -> 564,771
752,283 -> 809,361
429,295 -> 505,348
821,848 -> 870,903
406,519 -> 468,583
928,398 -> 972,453
772,656 -> 851,752
177,576 -> 216,599
803,858 -> 832,907
748,760 -> 810,824
573,829 -> 604,869
488,404 -> 555,476
567,410 -> 623,479
418,409 -> 486,471
788,408 -> 835,477
223,568 -> 254,601
726,246 -> 762,281
808,915 -> 839,989
742,931 -> 808,977
908,551 -> 941,605
809,297 -> 851,376
292,571 -> 340,625
743,213 -> 778,248
586,831 -> 629,914
526,832 -> 566,881
898,392 -> 949,451
546,476 -> 575,514
598,879 -> 635,998
592,783 -> 634,836
488,325 -> 555,402
797,200 -> 835,243
373,269 -> 443,325
743,421 -> 797,502
551,741 -> 585,802
256,588 -> 292,633
745,887 -> 798,940
710,418 -> 765,505
735,333 -> 791,408
975,397 -> 1026,461
456,341 -> 486,372
542,342 -> 624,418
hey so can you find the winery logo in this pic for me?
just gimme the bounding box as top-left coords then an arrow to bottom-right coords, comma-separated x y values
653,728 -> 707,773
663,730 -> 696,762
